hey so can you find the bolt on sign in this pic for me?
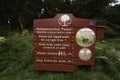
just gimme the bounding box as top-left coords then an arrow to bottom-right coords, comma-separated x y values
33,14 -> 105,72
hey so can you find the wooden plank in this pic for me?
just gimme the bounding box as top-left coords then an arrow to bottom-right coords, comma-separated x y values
74,58 -> 95,65
35,42 -> 74,47
34,27 -> 74,34
35,57 -> 74,64
35,63 -> 77,72
33,14 -> 96,28
96,26 -> 105,38
34,43 -> 74,50
34,50 -> 74,57
34,35 -> 74,42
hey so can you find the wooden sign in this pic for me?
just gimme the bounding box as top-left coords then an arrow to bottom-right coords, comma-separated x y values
33,14 -> 105,72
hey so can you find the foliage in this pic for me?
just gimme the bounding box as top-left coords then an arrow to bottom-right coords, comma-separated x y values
0,34 -> 34,74
95,39 -> 120,80
0,37 -> 6,43
105,4 -> 120,25
0,0 -> 119,38
0,34 -> 120,80
0,0 -> 119,79
0,0 -> 117,30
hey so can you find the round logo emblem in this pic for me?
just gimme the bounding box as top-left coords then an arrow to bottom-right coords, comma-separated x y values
79,48 -> 92,61
76,28 -> 96,47
58,14 -> 72,26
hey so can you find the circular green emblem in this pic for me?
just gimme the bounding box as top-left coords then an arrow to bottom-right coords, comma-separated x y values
76,28 -> 95,47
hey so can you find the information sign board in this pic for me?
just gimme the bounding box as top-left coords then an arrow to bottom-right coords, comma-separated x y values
33,14 -> 105,72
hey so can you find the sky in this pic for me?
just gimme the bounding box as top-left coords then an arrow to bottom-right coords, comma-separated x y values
115,0 -> 120,4
110,0 -> 120,6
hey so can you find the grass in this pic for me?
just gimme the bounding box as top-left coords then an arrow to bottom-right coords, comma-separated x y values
0,33 -> 120,80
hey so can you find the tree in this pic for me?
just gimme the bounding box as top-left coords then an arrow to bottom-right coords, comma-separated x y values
105,4 -> 120,25
59,14 -> 71,26
0,0 -> 117,32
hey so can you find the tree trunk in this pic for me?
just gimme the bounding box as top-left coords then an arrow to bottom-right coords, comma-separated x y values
18,12 -> 24,31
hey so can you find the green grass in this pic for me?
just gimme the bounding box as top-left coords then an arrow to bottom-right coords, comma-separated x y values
0,34 -> 120,80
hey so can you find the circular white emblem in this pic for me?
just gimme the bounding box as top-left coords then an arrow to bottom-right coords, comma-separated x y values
76,28 -> 96,47
79,48 -> 92,61
58,14 -> 72,26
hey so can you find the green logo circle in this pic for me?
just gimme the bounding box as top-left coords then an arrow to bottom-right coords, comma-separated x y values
76,28 -> 95,47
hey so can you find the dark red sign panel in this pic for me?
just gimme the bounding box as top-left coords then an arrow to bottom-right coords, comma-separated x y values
33,14 -> 105,72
